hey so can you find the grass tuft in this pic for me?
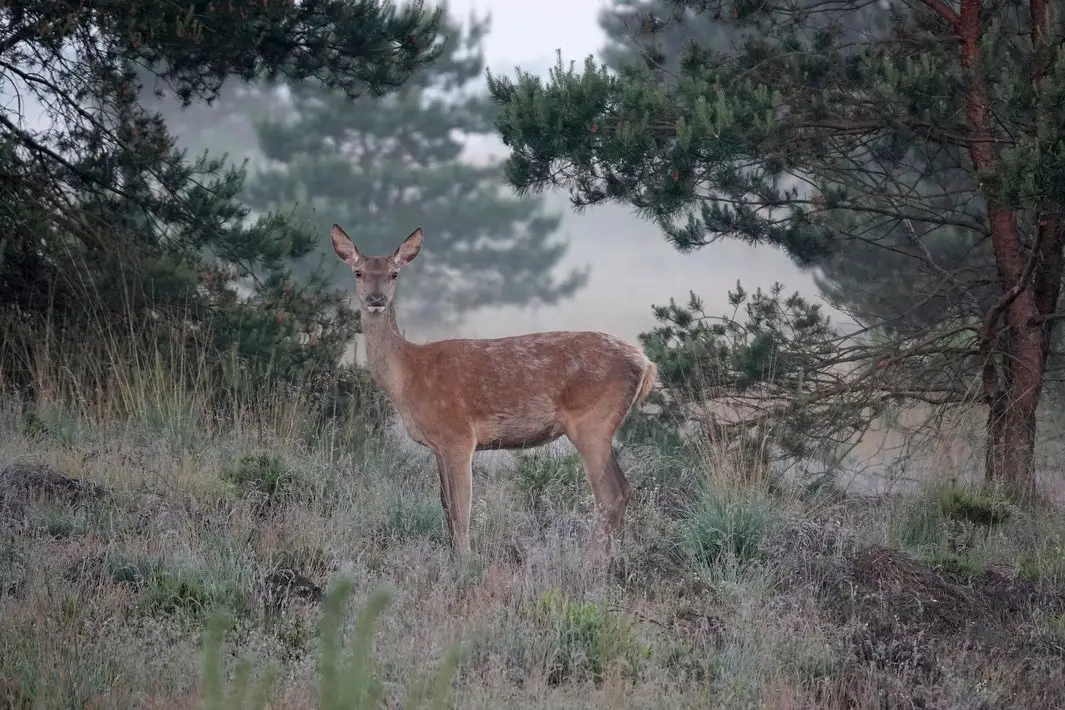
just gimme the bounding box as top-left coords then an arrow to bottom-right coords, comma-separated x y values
673,487 -> 784,582
531,587 -> 648,686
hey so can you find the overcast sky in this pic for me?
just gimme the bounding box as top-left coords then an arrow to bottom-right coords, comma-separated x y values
447,0 -> 610,75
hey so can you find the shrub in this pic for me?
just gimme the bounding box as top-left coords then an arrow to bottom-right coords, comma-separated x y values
674,488 -> 782,575
531,588 -> 648,686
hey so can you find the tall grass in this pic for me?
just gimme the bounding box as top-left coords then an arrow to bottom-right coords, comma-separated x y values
199,580 -> 463,709
1,301 -> 388,464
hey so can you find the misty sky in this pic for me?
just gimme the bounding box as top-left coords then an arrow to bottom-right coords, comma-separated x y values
449,0 -> 608,75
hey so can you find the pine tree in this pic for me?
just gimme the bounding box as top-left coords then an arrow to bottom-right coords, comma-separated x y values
598,0 -> 731,74
241,12 -> 586,328
599,0 -> 1010,363
0,0 -> 443,403
488,0 -> 1065,497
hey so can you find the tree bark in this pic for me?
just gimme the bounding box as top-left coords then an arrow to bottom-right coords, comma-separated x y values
988,349 -> 1041,499
958,0 -> 1064,498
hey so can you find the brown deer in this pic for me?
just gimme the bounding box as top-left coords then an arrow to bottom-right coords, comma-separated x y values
331,224 -> 657,556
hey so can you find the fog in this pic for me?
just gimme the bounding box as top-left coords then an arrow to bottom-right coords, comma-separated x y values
3,0 -> 1022,496
172,0 -> 989,493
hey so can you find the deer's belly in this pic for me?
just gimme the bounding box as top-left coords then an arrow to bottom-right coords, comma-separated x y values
396,399 -> 566,452
474,416 -> 566,451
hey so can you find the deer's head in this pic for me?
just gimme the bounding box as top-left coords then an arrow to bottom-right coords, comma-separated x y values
331,224 -> 423,316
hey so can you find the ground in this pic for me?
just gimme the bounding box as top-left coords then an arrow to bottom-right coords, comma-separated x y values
2,398 -> 1065,709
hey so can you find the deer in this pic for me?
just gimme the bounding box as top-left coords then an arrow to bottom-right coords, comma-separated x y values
330,223 -> 658,557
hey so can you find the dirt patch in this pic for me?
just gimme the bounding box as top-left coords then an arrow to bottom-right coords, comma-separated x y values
0,462 -> 106,504
768,520 -> 1065,709
0,462 -> 107,536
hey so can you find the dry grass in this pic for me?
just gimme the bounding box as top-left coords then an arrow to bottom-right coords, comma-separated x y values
3,348 -> 1065,710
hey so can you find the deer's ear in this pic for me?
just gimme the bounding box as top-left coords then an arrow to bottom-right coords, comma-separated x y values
331,224 -> 360,265
393,227 -> 423,268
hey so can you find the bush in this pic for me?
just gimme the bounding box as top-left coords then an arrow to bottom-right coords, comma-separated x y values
198,579 -> 463,709
531,588 -> 648,686
674,488 -> 782,576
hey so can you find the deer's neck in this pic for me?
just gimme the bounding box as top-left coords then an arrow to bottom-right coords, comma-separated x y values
360,306 -> 411,401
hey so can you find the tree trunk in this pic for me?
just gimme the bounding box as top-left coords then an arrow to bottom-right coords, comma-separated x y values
954,0 -> 1064,498
985,354 -> 1040,500
982,220 -> 1064,498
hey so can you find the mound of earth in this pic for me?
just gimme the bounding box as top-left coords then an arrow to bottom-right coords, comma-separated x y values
0,462 -> 105,503
0,462 -> 107,535
770,520 -> 1065,708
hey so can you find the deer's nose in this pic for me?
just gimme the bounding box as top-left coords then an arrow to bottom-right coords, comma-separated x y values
366,294 -> 387,308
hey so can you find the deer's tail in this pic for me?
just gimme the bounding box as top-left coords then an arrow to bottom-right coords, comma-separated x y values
627,359 -> 658,415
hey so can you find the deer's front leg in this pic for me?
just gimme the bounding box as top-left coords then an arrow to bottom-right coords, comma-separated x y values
433,452 -> 455,545
434,446 -> 474,556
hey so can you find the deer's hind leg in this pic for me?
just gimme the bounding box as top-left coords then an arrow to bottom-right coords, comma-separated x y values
433,440 -> 475,557
565,410 -> 633,540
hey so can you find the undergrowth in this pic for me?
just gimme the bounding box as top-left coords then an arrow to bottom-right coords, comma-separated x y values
2,331 -> 1065,709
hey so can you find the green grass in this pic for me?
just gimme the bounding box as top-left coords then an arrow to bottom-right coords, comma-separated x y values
673,487 -> 784,587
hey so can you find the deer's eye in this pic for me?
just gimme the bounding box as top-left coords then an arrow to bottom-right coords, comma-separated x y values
353,270 -> 363,278
390,272 -> 399,280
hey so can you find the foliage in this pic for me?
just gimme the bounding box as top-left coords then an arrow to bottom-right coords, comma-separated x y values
198,580 -> 463,709
240,11 -> 587,328
487,0 -> 1065,495
597,0 -> 1000,342
0,0 -> 444,408
531,588 -> 647,686
599,0 -> 738,74
600,0 -> 1065,410
640,280 -> 881,471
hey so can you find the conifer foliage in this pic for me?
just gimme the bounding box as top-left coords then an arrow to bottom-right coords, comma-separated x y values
488,0 -> 1065,496
0,0 -> 443,398
242,12 -> 586,328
